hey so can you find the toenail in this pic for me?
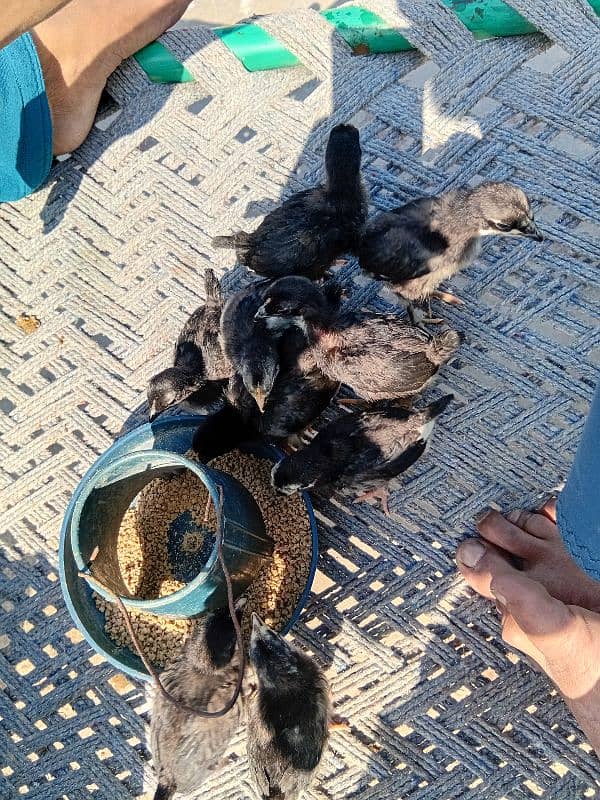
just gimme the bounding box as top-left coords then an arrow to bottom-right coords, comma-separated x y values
474,509 -> 491,525
458,540 -> 486,568
491,588 -> 508,606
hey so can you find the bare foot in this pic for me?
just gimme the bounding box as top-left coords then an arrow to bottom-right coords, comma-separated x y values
31,0 -> 190,154
457,500 -> 600,611
456,500 -> 600,755
461,559 -> 600,754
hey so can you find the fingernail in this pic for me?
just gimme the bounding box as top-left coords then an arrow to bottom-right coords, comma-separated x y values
474,509 -> 491,525
506,510 -> 520,524
457,540 -> 486,568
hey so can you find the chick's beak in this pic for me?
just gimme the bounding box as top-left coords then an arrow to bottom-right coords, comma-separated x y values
521,221 -> 543,242
252,387 -> 267,413
148,402 -> 160,422
251,612 -> 269,641
254,303 -> 267,320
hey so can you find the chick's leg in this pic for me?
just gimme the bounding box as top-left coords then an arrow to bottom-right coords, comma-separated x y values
329,714 -> 350,730
407,301 -> 443,329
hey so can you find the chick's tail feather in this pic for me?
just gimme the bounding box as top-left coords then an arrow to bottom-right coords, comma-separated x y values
153,783 -> 175,800
426,330 -> 461,366
204,267 -> 222,303
212,232 -> 250,249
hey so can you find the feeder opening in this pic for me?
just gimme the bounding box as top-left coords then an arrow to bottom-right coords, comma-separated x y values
110,465 -> 218,601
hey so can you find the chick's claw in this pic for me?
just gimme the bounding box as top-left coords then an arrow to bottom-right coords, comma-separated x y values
407,303 -> 444,330
431,289 -> 465,306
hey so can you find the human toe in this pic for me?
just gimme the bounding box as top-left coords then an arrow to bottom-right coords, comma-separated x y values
539,497 -> 557,522
456,538 -> 516,599
476,509 -> 541,557
491,571 -> 572,642
504,508 -> 559,541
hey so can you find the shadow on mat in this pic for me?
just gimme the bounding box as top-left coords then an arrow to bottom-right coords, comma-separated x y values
0,547 -> 150,799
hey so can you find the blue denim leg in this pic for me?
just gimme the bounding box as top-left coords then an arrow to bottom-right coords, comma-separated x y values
557,383 -> 600,581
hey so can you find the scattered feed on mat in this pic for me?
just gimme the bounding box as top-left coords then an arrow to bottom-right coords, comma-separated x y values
94,449 -> 311,666
15,312 -> 41,334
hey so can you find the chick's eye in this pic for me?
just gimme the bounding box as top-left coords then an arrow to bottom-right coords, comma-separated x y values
494,222 -> 512,232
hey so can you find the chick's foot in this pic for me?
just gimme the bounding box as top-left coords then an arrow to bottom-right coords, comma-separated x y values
354,487 -> 391,516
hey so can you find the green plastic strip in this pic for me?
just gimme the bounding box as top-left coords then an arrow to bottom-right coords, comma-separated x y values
214,23 -> 300,70
135,1 -> 600,81
134,41 -> 194,83
322,7 -> 412,53
443,0 -> 536,38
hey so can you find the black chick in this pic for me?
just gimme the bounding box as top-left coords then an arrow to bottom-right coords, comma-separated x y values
226,343 -> 339,442
220,279 -> 280,413
246,614 -> 331,800
191,404 -> 259,463
358,182 -> 543,321
271,394 -> 453,515
151,604 -> 244,800
213,124 -> 368,280
227,285 -> 342,440
147,269 -> 231,420
256,279 -> 461,401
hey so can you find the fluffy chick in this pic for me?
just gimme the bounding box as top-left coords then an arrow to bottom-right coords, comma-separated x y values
226,353 -> 338,442
213,124 -> 368,280
271,395 -> 453,515
151,605 -> 244,800
220,280 -> 280,412
147,269 -> 231,420
256,280 -> 461,401
358,182 -> 542,317
246,614 -> 331,800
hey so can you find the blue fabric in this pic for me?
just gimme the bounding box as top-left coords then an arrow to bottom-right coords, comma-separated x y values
558,382 -> 600,581
0,32 -> 52,202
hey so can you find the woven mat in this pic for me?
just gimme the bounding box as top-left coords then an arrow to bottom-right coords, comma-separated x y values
1,2 -> 600,797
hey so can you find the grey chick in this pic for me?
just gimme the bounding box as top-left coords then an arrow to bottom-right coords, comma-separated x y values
147,269 -> 232,420
151,604 -> 244,800
213,124 -> 368,280
246,614 -> 331,800
256,279 -> 461,401
357,182 -> 543,321
219,280 -> 282,413
271,394 -> 453,515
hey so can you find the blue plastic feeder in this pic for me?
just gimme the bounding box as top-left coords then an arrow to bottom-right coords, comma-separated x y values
59,416 -> 318,681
